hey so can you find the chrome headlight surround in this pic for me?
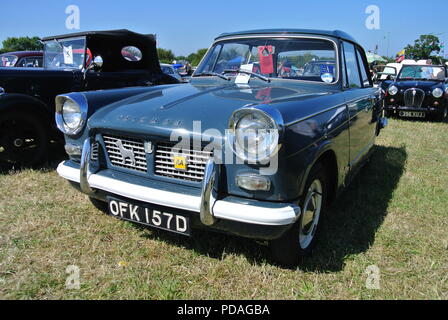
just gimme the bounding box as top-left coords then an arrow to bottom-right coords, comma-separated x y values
0,87 -> 5,95
55,93 -> 88,136
432,87 -> 444,99
228,106 -> 283,163
388,85 -> 398,96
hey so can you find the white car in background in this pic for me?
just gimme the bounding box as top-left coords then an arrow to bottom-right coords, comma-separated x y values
160,63 -> 182,82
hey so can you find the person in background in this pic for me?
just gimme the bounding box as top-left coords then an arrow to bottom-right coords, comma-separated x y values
185,62 -> 192,76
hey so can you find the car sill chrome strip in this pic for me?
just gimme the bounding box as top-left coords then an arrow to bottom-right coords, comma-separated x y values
56,161 -> 300,226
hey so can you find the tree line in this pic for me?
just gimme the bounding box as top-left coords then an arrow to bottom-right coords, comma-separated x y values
157,48 -> 208,66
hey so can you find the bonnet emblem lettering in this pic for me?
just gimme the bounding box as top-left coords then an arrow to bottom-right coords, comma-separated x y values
115,140 -> 135,166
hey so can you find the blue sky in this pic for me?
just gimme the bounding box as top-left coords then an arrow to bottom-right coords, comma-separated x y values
1,0 -> 447,57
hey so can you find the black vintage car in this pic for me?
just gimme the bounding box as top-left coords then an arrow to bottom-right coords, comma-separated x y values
0,29 -> 178,168
382,64 -> 448,120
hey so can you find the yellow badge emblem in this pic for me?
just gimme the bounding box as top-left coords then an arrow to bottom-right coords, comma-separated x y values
173,156 -> 188,171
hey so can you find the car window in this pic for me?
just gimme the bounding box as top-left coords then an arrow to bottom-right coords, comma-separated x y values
121,46 -> 143,62
17,57 -> 43,68
1,55 -> 18,67
356,48 -> 370,87
199,45 -> 222,73
399,65 -> 446,80
196,38 -> 338,83
343,42 -> 362,88
44,37 -> 86,70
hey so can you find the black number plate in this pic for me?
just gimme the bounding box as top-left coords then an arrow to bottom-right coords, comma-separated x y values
107,197 -> 190,236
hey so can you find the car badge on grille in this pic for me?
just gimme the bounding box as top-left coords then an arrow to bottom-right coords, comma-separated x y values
173,155 -> 188,171
115,140 -> 136,166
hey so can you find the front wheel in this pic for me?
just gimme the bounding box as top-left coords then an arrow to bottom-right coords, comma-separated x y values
0,111 -> 49,169
269,163 -> 328,267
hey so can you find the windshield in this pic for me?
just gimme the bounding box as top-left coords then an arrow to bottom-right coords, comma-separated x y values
195,37 -> 338,83
398,65 -> 446,81
44,37 -> 86,70
1,55 -> 18,67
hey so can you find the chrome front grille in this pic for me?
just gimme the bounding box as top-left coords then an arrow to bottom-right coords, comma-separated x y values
404,88 -> 425,108
155,143 -> 212,182
103,135 -> 147,172
91,142 -> 99,161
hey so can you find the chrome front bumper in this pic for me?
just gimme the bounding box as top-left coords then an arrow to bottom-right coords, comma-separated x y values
57,140 -> 300,227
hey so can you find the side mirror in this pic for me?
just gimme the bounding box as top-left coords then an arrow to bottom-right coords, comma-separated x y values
91,56 -> 103,70
84,56 -> 104,80
86,55 -> 103,72
84,56 -> 103,79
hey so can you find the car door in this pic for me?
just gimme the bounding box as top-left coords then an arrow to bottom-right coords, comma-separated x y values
342,41 -> 380,175
83,70 -> 153,91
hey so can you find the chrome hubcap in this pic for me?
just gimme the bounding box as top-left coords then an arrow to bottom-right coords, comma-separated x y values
299,179 -> 322,249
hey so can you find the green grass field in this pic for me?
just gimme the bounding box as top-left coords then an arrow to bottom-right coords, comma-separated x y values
0,119 -> 447,299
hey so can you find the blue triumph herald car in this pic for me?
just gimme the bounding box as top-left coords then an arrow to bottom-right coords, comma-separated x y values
56,29 -> 387,266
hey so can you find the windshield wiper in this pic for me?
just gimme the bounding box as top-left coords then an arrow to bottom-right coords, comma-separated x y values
193,72 -> 230,81
223,69 -> 271,82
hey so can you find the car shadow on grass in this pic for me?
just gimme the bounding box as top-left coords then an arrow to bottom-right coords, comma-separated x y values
300,144 -> 407,272
133,145 -> 407,271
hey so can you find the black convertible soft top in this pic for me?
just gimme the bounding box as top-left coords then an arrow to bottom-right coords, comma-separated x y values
42,29 -> 156,42
42,29 -> 161,73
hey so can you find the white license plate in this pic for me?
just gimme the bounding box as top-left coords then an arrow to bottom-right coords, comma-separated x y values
399,111 -> 426,118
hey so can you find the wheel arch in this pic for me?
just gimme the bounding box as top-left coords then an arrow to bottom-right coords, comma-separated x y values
299,142 -> 339,204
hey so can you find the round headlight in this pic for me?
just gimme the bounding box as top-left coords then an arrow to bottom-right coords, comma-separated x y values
230,108 -> 281,162
55,94 -> 88,135
432,88 -> 443,99
62,99 -> 82,130
388,85 -> 398,96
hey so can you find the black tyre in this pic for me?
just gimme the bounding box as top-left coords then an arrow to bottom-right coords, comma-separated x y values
269,162 -> 329,267
0,111 -> 49,169
89,197 -> 108,212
